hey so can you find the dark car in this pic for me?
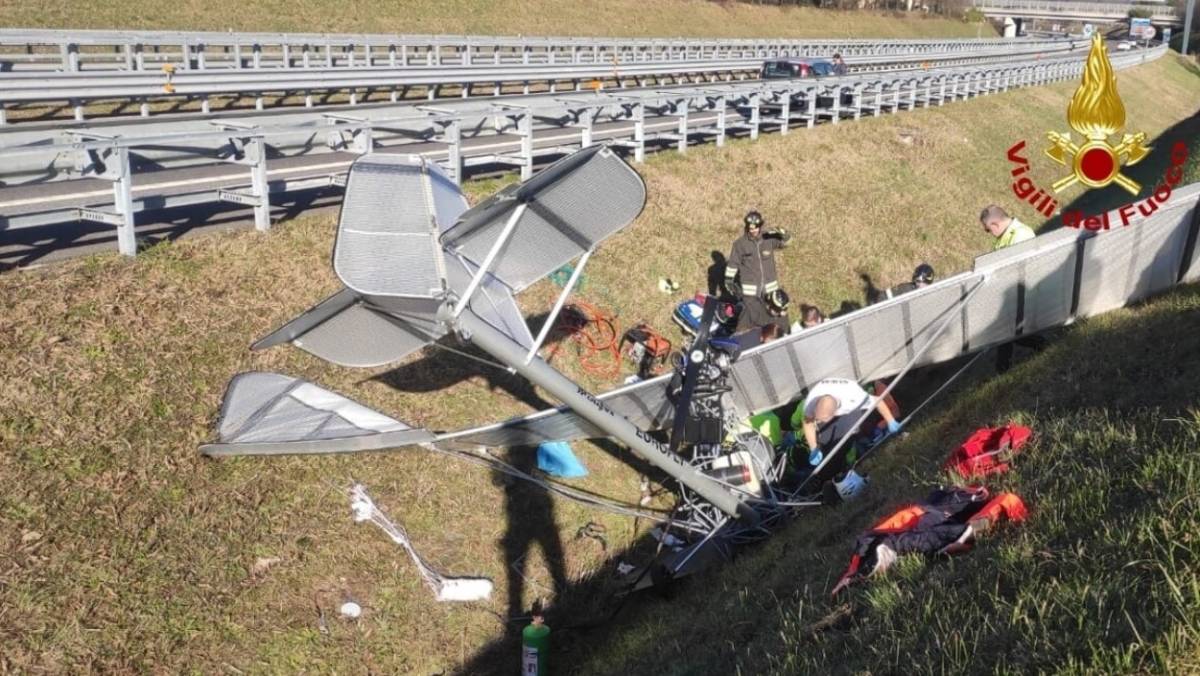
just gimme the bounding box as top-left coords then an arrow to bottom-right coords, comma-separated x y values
760,59 -> 836,80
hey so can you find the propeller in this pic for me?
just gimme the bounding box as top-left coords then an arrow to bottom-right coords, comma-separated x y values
668,295 -> 719,453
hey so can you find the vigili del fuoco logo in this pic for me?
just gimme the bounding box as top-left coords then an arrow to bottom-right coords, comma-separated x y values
1004,34 -> 1188,230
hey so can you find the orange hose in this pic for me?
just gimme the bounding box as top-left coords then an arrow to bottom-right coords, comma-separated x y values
545,300 -> 621,378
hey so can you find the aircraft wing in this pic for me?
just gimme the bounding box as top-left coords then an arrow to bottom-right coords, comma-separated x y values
201,372 -> 435,457
440,144 -> 647,292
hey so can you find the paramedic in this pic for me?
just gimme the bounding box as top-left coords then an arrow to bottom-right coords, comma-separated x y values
794,378 -> 901,468
980,205 -> 1046,373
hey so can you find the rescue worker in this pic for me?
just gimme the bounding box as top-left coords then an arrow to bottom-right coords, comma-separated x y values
870,264 -> 935,304
980,204 -> 1034,250
979,205 -> 1046,373
791,304 -> 826,333
725,210 -> 791,334
793,377 -> 901,471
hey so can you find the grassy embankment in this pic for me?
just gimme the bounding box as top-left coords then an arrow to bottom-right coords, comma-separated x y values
1,51 -> 1198,672
0,0 -> 991,38
575,279 -> 1200,675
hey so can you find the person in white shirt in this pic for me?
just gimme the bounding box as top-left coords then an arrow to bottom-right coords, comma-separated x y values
797,378 -> 901,468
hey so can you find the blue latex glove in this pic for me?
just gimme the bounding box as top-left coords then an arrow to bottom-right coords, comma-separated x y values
782,431 -> 797,450
808,448 -> 824,466
887,420 -> 903,435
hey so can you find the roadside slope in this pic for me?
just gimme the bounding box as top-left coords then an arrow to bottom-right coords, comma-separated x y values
572,282 -> 1200,674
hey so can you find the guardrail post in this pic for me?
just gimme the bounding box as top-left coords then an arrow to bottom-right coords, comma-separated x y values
430,116 -> 463,184
676,98 -> 689,152
748,91 -> 761,140
71,135 -> 138,255
580,107 -> 595,147
213,124 -> 272,232
715,94 -> 727,147
779,91 -> 791,135
61,43 -> 79,72
518,111 -> 534,179
633,100 -> 646,162
109,147 -> 136,255
248,137 -> 270,231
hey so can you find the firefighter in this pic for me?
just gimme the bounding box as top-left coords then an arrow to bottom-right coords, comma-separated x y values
869,263 -> 935,305
725,210 -> 791,333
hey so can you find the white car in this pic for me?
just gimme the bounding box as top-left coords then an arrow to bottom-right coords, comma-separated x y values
1117,41 -> 1134,51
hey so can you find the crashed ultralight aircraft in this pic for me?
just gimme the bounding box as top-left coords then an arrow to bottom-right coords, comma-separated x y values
203,143 -> 1200,583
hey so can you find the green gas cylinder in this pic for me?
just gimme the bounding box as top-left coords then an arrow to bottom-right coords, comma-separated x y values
521,615 -> 550,675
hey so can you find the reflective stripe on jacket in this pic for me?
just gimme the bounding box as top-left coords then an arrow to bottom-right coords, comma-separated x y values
725,233 -> 786,297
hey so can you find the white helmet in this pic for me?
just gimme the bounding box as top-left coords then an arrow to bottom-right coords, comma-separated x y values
833,469 -> 868,501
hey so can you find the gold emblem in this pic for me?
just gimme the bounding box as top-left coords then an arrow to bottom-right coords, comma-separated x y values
1045,34 -> 1151,195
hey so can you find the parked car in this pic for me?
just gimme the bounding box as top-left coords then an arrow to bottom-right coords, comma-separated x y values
760,59 -> 836,80
1116,41 -> 1134,51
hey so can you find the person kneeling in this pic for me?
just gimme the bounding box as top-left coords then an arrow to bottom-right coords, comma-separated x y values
793,378 -> 901,479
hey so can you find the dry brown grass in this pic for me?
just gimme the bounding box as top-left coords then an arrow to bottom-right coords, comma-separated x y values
0,0 -> 992,39
1,54 -> 1197,673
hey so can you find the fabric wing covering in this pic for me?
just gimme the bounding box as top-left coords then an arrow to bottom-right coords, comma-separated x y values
202,372 -> 434,456
440,144 -> 647,292
450,183 -> 1200,448
333,154 -> 452,300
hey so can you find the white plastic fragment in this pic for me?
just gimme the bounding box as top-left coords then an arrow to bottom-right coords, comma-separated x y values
436,578 -> 495,602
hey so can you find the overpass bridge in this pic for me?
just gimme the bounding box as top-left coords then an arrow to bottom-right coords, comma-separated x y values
973,0 -> 1182,26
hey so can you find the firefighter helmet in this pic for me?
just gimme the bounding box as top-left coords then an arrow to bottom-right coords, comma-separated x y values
743,210 -> 765,232
766,289 -> 790,314
912,263 -> 935,286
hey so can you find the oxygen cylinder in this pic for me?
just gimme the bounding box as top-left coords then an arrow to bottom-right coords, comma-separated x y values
521,615 -> 550,675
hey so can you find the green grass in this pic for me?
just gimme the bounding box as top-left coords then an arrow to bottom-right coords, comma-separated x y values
0,0 -> 994,38
571,283 -> 1200,676
0,53 -> 1198,674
